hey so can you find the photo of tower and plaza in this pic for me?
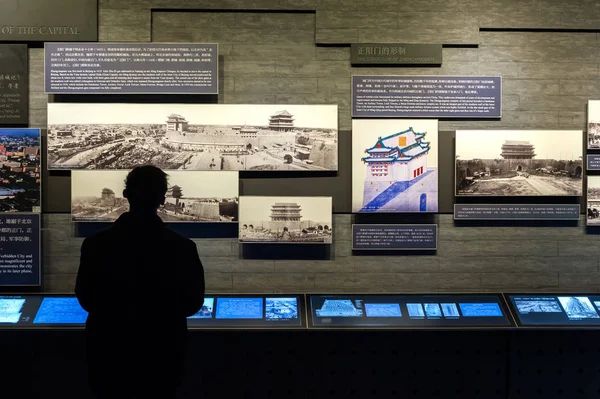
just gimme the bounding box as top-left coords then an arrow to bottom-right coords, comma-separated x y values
456,130 -> 583,196
47,103 -> 338,171
238,196 -> 332,244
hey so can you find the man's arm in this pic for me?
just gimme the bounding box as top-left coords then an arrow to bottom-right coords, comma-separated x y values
179,240 -> 205,318
75,238 -> 96,313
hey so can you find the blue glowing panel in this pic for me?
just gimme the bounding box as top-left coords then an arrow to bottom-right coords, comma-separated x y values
0,298 -> 25,323
215,298 -> 263,319
33,297 -> 87,324
557,297 -> 599,320
315,299 -> 363,317
459,303 -> 503,317
407,303 -> 425,318
441,303 -> 460,318
188,298 -> 214,319
265,297 -> 298,320
424,303 -> 442,318
365,303 -> 402,317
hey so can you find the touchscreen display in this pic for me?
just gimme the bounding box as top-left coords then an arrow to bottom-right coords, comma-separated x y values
33,297 -> 88,324
0,295 -> 87,327
187,295 -> 303,328
310,294 -> 512,328
508,295 -> 600,326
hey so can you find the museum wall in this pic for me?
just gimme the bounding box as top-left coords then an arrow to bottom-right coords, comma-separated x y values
33,0 -> 600,292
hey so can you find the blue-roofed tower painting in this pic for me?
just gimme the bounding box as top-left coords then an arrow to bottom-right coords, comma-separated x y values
352,120 -> 438,213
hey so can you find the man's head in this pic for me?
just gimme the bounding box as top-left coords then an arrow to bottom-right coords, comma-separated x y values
123,165 -> 168,212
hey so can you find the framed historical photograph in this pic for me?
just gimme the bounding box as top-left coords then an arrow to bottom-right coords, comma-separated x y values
71,170 -> 239,223
455,130 -> 583,197
352,119 -> 438,213
0,128 -> 41,213
238,196 -> 332,244
48,103 -> 338,171
587,176 -> 600,226
588,100 -> 600,150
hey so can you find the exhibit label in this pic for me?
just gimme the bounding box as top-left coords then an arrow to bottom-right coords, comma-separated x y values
351,44 -> 442,66
587,155 -> 600,171
454,204 -> 580,220
0,214 -> 40,286
45,43 -> 218,94
0,0 -> 97,42
352,76 -> 501,118
352,224 -> 437,250
0,45 -> 28,125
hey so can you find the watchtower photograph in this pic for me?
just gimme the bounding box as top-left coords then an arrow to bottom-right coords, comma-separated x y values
456,130 -> 583,197
238,196 -> 332,244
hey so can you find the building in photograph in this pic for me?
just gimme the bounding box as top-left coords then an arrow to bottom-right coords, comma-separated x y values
166,114 -> 189,132
48,103 -> 338,171
101,188 -> 116,207
269,110 -> 294,131
361,127 -> 430,206
500,140 -> 536,159
239,125 -> 258,139
455,130 -> 582,197
269,202 -> 302,232
56,130 -> 74,138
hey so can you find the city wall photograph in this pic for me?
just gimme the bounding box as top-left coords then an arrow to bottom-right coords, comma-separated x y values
48,103 -> 338,171
352,119 -> 438,213
588,100 -> 600,149
456,130 -> 583,197
71,170 -> 239,223
238,196 -> 332,244
0,128 -> 41,213
587,176 -> 600,226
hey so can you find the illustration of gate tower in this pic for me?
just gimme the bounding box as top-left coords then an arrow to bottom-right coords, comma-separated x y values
362,127 -> 430,206
269,202 -> 302,232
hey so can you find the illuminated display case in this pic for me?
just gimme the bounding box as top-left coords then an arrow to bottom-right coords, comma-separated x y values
308,294 -> 514,329
505,293 -> 600,328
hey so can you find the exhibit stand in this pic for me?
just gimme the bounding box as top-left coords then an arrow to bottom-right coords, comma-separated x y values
1,293 -> 600,398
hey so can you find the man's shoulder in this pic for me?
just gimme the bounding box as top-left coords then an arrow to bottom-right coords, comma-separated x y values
161,225 -> 194,245
83,224 -> 117,244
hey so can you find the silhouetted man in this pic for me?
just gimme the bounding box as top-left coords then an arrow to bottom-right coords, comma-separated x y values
75,165 -> 205,399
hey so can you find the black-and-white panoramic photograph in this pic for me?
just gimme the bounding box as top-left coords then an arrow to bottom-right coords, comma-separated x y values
71,170 -> 238,222
48,103 -> 338,171
239,196 -> 332,244
456,130 -> 583,197
587,176 -> 600,225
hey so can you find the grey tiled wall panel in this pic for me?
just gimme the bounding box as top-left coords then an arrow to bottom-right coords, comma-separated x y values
33,2 -> 600,293
42,214 -> 600,293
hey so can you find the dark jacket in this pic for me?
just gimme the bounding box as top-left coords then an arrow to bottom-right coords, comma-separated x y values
75,212 -> 205,394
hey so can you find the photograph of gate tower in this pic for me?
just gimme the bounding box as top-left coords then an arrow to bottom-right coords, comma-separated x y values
352,119 -> 438,213
239,196 -> 332,244
456,130 -> 583,197
47,103 -> 338,171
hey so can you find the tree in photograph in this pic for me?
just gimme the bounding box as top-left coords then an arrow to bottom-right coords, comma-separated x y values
284,154 -> 293,164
